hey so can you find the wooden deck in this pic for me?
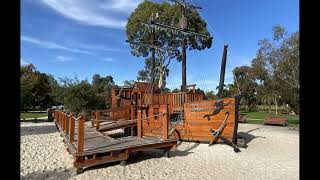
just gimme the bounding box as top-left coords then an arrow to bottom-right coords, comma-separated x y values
96,120 -> 137,132
53,110 -> 176,174
57,122 -> 175,156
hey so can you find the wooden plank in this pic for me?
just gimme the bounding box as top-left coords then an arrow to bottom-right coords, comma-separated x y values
137,110 -> 142,138
66,115 -> 69,134
162,113 -> 168,140
74,152 -> 129,168
77,116 -> 85,153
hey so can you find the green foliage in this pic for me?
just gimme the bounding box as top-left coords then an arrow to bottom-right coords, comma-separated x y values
204,91 -> 216,100
20,64 -> 54,110
20,63 -> 118,114
162,87 -> 171,92
91,74 -> 114,109
171,88 -> 180,93
214,83 -> 239,99
239,110 -> 299,125
20,112 -> 47,119
127,0 -> 212,89
58,77 -> 96,115
234,25 -> 299,114
123,80 -> 135,87
233,66 -> 258,112
194,88 -> 204,94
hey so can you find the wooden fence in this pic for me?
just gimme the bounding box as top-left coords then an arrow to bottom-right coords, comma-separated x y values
90,106 -> 132,129
53,110 -> 85,154
142,92 -> 204,113
138,105 -> 169,140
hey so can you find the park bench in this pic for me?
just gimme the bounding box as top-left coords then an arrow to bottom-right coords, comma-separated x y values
264,117 -> 288,126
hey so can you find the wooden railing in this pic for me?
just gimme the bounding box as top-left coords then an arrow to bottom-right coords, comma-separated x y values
90,106 -> 132,129
138,105 -> 169,140
53,110 -> 85,154
141,92 -> 204,112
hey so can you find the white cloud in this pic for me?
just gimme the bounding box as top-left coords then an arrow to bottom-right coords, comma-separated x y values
21,58 -> 29,65
40,0 -> 142,29
75,43 -> 125,53
21,35 -> 93,55
21,35 -> 127,56
103,57 -> 114,62
56,56 -> 75,62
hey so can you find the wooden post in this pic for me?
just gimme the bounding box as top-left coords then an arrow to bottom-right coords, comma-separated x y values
57,111 -> 60,125
62,112 -> 65,130
131,106 -> 135,120
162,106 -> 168,140
59,111 -> 63,131
131,106 -> 135,136
59,111 -> 61,125
95,111 -> 100,130
64,113 -> 67,132
137,110 -> 142,138
69,113 -> 75,142
77,115 -> 85,153
142,109 -> 146,119
66,114 -> 69,134
59,111 -> 62,127
91,111 -> 95,128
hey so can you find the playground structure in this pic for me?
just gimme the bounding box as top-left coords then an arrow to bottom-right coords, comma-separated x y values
90,44 -> 241,146
51,0 -> 243,170
52,42 -> 242,174
92,86 -> 241,144
53,108 -> 177,174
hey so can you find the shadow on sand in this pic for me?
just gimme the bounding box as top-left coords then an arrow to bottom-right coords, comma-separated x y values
21,168 -> 74,180
85,142 -> 200,172
20,119 -> 50,123
20,125 -> 58,136
237,128 -> 266,148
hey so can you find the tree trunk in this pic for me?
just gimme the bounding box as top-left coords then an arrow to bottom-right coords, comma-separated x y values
274,95 -> 278,115
158,66 -> 165,89
268,100 -> 271,114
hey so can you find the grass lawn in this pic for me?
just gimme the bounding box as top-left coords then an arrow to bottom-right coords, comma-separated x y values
20,112 -> 47,119
240,111 -> 299,126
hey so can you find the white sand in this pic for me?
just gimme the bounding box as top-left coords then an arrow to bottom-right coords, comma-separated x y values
21,122 -> 299,180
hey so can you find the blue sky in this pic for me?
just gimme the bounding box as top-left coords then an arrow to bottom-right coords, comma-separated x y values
21,0 -> 299,92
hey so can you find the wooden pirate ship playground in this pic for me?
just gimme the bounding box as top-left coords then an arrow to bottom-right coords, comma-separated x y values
52,1 -> 244,174
53,44 -> 243,174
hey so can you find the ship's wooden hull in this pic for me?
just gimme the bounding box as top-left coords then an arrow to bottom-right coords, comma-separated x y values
139,96 -> 240,144
171,97 -> 240,143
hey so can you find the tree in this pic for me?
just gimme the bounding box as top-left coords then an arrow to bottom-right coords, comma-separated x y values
233,66 -> 258,112
20,64 -> 54,110
205,91 -> 216,100
215,84 -> 230,98
162,87 -> 171,92
91,74 -> 114,109
171,88 -> 180,93
194,88 -> 205,94
227,83 -> 239,97
214,83 -> 239,98
251,25 -> 299,114
123,80 -> 135,87
137,57 -> 155,82
59,77 -> 97,115
126,0 -> 212,89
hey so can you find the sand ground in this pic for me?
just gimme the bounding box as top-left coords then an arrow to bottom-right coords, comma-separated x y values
20,121 -> 299,180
